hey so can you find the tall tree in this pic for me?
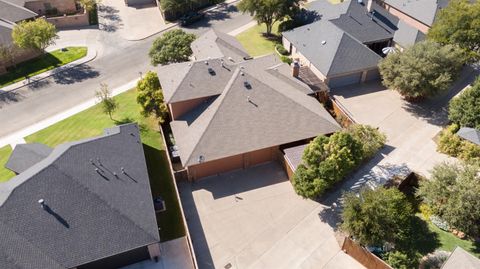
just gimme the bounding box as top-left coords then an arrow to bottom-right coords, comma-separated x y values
448,78 -> 480,129
149,29 -> 196,66
341,187 -> 413,247
95,83 -> 118,120
136,71 -> 169,124
379,41 -> 465,100
160,0 -> 190,14
238,0 -> 305,35
417,162 -> 480,236
428,0 -> 480,61
11,18 -> 58,53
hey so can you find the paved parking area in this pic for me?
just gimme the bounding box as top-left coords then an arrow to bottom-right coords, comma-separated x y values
179,162 -> 365,269
332,68 -> 477,178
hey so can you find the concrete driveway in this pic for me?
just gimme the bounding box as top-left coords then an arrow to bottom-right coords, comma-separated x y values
179,162 -> 365,269
331,67 -> 478,178
99,0 -> 169,40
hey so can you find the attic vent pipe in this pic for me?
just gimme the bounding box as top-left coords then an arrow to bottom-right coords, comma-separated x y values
38,199 -> 45,208
321,40 -> 327,45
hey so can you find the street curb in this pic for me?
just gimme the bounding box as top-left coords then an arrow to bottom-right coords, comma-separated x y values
125,0 -> 242,42
0,48 -> 98,94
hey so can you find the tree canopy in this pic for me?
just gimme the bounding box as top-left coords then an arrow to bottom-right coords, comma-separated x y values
238,0 -> 305,35
378,41 -> 465,100
148,29 -> 196,66
417,162 -> 480,237
11,18 -> 57,53
95,83 -> 118,120
346,124 -> 386,159
448,78 -> 480,129
341,187 -> 413,247
136,71 -> 169,124
428,0 -> 480,61
78,0 -> 100,12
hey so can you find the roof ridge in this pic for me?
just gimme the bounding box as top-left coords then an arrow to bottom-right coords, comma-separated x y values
0,0 -> 37,16
246,69 -> 338,127
185,68 -> 241,165
166,62 -> 194,103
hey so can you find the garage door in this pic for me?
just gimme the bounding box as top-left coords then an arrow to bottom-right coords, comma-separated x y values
328,72 -> 362,88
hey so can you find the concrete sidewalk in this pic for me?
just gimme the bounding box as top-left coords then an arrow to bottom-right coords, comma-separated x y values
0,47 -> 97,93
0,78 -> 138,148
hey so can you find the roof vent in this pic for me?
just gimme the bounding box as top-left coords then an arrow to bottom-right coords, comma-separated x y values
204,60 -> 209,65
244,81 -> 252,89
240,71 -> 245,76
321,40 -> 327,45
198,155 -> 205,163
38,199 -> 45,208
246,96 -> 251,102
228,56 -> 234,62
208,67 -> 216,75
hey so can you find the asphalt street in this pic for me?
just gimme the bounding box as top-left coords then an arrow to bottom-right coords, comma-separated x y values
0,4 -> 252,138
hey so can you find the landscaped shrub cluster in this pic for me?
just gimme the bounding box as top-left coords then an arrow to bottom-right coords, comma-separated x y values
448,78 -> 480,129
160,0 -> 224,21
280,55 -> 292,65
417,162 -> 480,237
275,44 -> 289,55
292,124 -> 386,199
437,124 -> 480,161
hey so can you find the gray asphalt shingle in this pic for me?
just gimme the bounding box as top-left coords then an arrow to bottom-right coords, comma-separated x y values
0,124 -> 159,269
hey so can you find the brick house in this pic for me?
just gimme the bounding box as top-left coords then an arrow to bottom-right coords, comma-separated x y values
157,30 -> 341,180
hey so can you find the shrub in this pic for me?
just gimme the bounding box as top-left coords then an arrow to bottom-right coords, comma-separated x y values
421,250 -> 450,269
437,124 -> 462,157
275,44 -> 289,55
280,55 -> 292,65
420,203 -> 433,221
384,251 -> 420,269
430,215 -> 450,231
449,78 -> 480,128
346,124 -> 386,159
459,141 -> 480,161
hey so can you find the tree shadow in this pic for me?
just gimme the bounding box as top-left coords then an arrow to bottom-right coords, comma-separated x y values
0,90 -> 22,104
27,78 -> 51,90
51,64 -> 100,85
397,216 -> 440,255
114,117 -> 148,134
98,4 -> 123,32
181,4 -> 236,29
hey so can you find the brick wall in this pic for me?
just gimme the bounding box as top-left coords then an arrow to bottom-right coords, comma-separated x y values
46,12 -> 89,28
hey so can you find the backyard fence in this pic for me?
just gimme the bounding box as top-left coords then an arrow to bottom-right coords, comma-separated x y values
341,237 -> 393,269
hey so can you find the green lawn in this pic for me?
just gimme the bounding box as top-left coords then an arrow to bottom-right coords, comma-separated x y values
0,145 -> 14,182
0,47 -> 87,87
236,22 -> 281,57
25,89 -> 185,241
427,220 -> 480,257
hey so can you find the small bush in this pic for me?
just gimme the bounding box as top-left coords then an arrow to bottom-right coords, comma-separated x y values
420,203 -> 433,221
384,251 -> 420,269
280,55 -> 292,65
88,4 -> 98,25
420,250 -> 450,269
459,141 -> 480,161
275,44 -> 289,55
430,215 -> 450,231
437,124 -> 462,156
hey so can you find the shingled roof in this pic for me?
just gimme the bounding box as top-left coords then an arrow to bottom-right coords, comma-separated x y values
441,246 -> 480,269
5,143 -> 52,174
169,55 -> 341,167
384,0 -> 449,26
0,0 -> 36,23
457,127 -> 480,146
0,124 -> 159,269
191,29 -> 250,62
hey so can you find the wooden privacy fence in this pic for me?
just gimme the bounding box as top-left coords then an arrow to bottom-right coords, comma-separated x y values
341,237 -> 393,269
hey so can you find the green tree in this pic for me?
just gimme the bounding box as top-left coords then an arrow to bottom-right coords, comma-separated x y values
238,0 -> 305,35
346,124 -> 386,159
95,83 -> 118,120
78,0 -> 101,12
0,44 -> 18,68
384,251 -> 420,269
148,29 -> 196,66
378,41 -> 465,100
136,71 -> 168,124
341,187 -> 413,247
11,18 -> 58,53
160,0 -> 190,14
428,0 -> 480,61
292,132 -> 364,198
448,78 -> 480,129
417,162 -> 480,236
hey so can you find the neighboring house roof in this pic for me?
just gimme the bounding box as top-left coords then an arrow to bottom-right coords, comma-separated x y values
0,124 -> 160,269
457,127 -> 480,146
169,54 -> 341,167
329,1 -> 398,44
5,143 -> 52,174
0,0 -> 37,23
393,19 -> 425,48
191,29 -> 250,62
441,246 -> 480,269
383,0 -> 449,26
283,20 -> 382,77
